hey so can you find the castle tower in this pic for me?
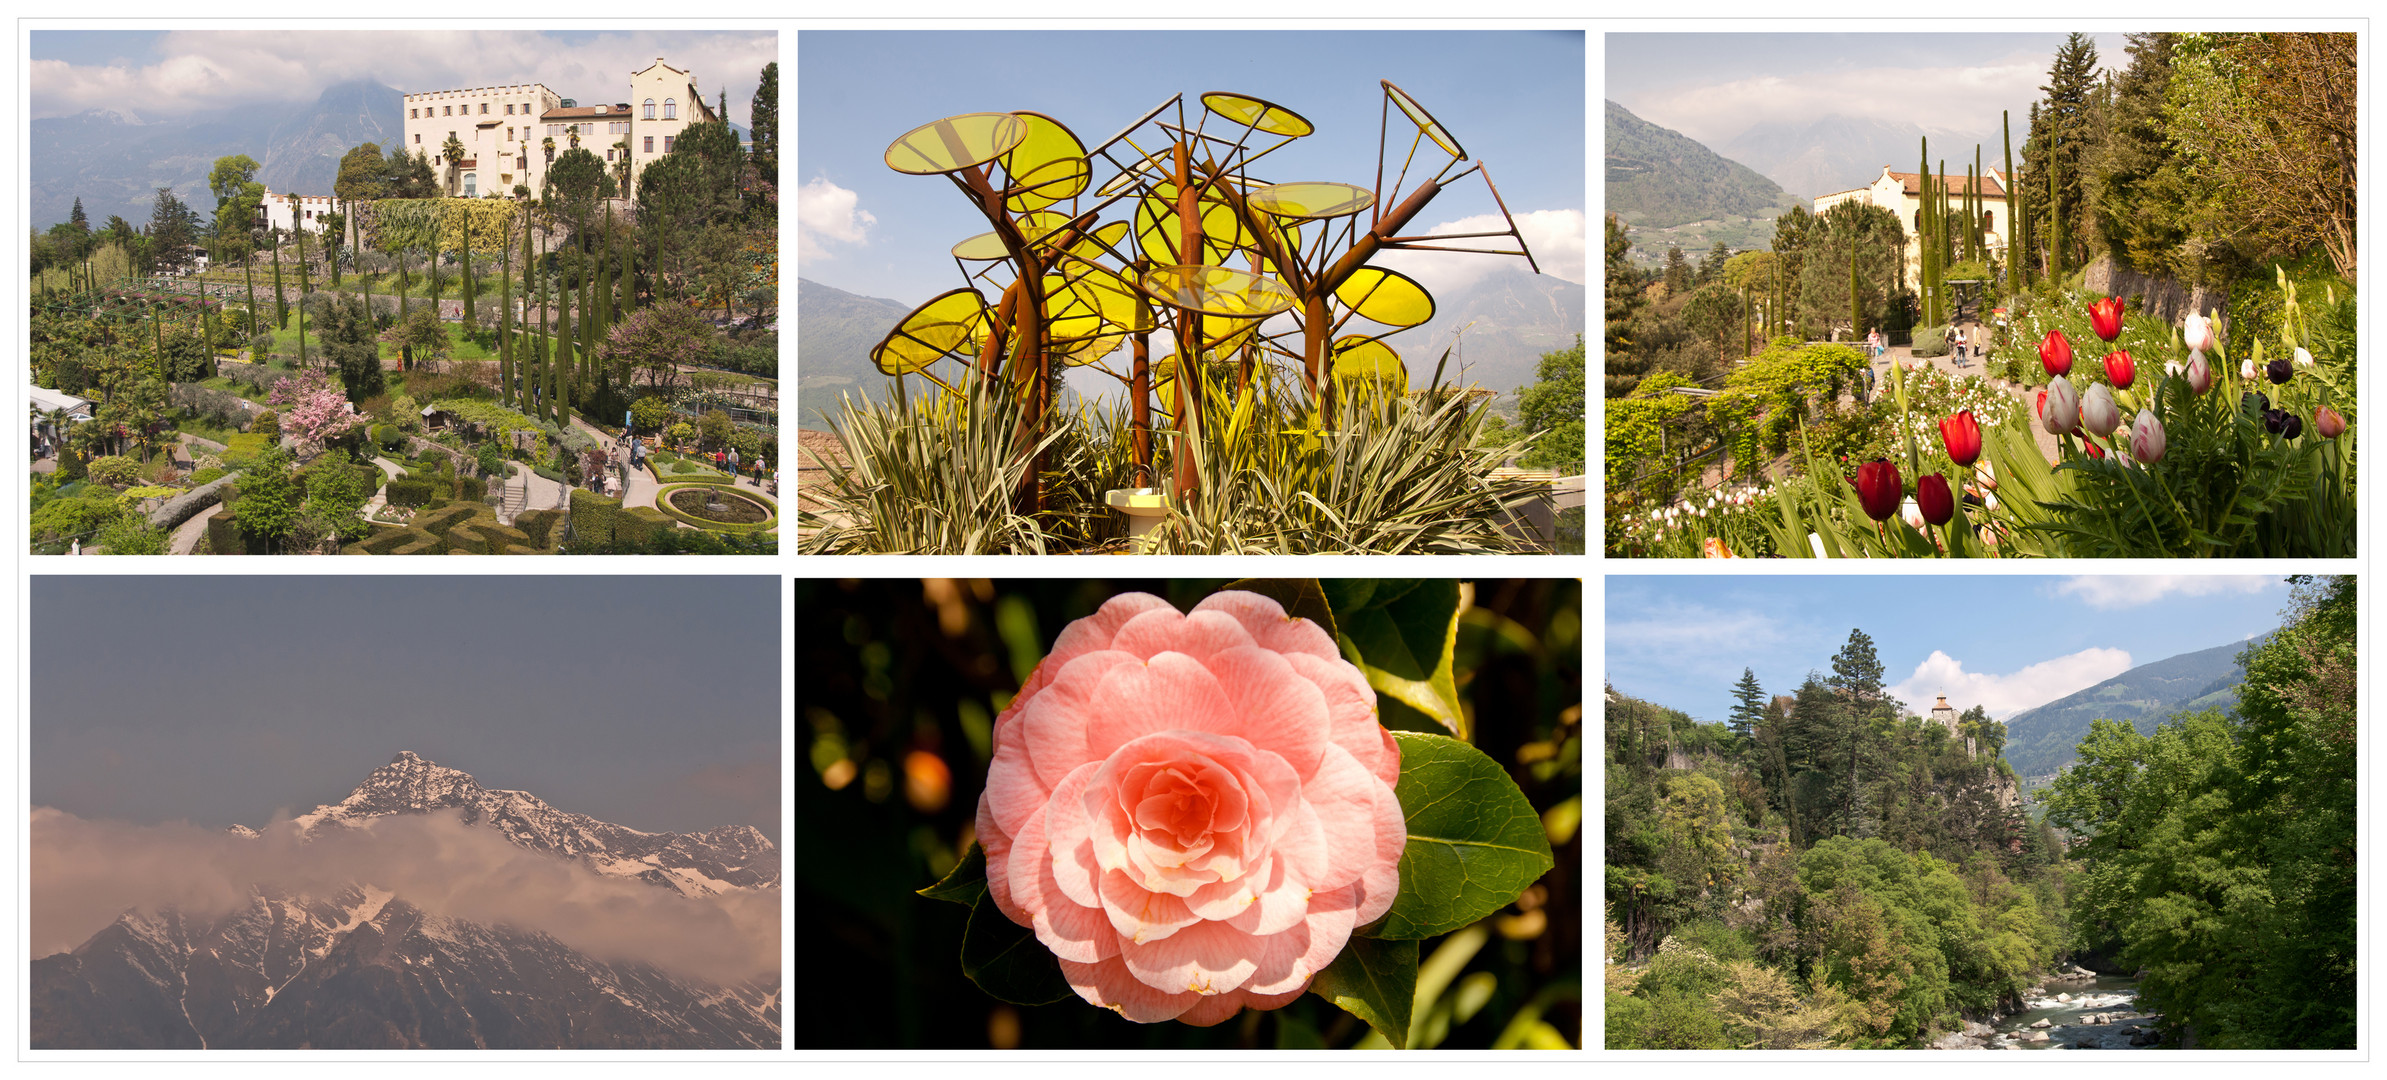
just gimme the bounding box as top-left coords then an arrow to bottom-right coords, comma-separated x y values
1932,694 -> 1974,757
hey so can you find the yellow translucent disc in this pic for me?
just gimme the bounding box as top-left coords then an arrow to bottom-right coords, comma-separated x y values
872,288 -> 988,374
885,113 -> 1027,176
1002,111 -> 1091,212
1053,330 -> 1123,366
1065,220 -> 1133,265
951,230 -> 1010,261
1333,334 -> 1409,392
1063,264 -> 1158,332
1041,275 -> 1106,343
1013,210 -> 1075,248
1383,81 -> 1465,160
1096,148 -> 1176,198
1334,266 -> 1436,328
1139,265 -> 1297,319
1248,181 -> 1375,221
1135,182 -> 1252,264
1200,92 -> 1315,138
1207,319 -> 1260,355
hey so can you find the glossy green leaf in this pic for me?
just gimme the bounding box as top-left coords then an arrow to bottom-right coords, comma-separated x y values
917,840 -> 988,907
960,895 -> 1076,1005
1221,578 -> 1338,638
1310,934 -> 1417,1048
1323,579 -> 1466,740
1367,731 -> 1555,940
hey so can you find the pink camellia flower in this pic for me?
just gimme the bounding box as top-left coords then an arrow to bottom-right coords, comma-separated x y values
976,591 -> 1405,1026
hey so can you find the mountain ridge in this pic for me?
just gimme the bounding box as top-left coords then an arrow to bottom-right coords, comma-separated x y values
2002,637 -> 2260,779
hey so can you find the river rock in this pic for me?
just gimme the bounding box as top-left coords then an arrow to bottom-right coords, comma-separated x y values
2020,1030 -> 2050,1043
1963,1021 -> 1994,1038
1931,1032 -> 1982,1050
2031,1019 -> 2053,1029
2056,992 -> 2073,1003
2073,1039 -> 2101,1049
2130,1031 -> 2162,1047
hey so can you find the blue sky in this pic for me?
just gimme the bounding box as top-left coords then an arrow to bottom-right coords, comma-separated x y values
31,29 -> 775,125
797,29 -> 1585,307
31,576 -> 781,841
1607,32 -> 2132,150
1606,575 -> 2293,726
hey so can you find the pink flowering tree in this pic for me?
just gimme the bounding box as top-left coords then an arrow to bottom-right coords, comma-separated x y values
602,304 -> 716,392
267,370 -> 363,455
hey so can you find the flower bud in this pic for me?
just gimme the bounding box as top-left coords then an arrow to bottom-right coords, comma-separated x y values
2043,377 -> 2081,436
1900,496 -> 1926,531
2185,351 -> 2214,395
2241,358 -> 2259,381
2039,330 -> 2075,377
1916,474 -> 1956,526
2088,296 -> 2126,342
2315,405 -> 2347,439
2103,350 -> 2135,389
1852,459 -> 1901,522
2295,346 -> 2315,367
2081,383 -> 2122,435
2130,409 -> 2166,464
1939,410 -> 1983,467
2183,312 -> 2219,354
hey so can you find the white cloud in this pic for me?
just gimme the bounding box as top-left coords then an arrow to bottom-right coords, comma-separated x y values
1890,647 -> 2133,720
796,177 -> 875,263
31,30 -> 776,122
1376,208 -> 1585,297
2053,576 -> 2275,611
1625,55 -> 2048,149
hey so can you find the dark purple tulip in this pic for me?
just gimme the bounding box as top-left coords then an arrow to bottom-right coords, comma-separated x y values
2267,358 -> 2294,384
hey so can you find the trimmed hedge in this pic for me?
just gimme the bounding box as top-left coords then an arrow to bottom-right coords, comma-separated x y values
1910,324 -> 1953,358
513,508 -> 564,549
652,482 -> 778,534
385,477 -> 439,507
618,506 -> 675,546
570,489 -> 623,545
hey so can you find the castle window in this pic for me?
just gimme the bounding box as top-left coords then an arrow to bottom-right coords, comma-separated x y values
663,135 -> 674,153
644,135 -> 654,153
664,98 -> 677,120
643,98 -> 656,119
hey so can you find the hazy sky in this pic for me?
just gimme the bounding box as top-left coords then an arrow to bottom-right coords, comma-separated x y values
30,29 -> 777,126
1607,32 -> 2132,149
32,576 -> 780,842
796,29 -> 1586,307
1606,575 -> 2293,726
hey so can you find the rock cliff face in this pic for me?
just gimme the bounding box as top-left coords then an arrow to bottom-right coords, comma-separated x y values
31,753 -> 780,1049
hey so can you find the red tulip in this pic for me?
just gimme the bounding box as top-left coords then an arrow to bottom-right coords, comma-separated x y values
2103,350 -> 2135,390
1916,474 -> 1956,526
2040,330 -> 2074,377
2084,439 -> 2107,460
1939,411 -> 1982,466
2088,296 -> 2125,342
1853,459 -> 1901,522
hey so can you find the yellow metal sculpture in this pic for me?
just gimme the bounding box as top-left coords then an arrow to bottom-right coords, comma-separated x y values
871,80 -> 1538,512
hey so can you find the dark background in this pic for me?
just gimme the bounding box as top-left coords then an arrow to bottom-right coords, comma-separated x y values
795,578 -> 1582,1049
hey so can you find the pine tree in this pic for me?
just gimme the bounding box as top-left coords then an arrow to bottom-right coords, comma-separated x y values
2039,32 -> 2101,278
1662,245 -> 1690,295
1728,668 -> 1768,743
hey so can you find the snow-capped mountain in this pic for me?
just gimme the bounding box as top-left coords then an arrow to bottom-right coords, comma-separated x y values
283,750 -> 777,898
31,753 -> 781,1049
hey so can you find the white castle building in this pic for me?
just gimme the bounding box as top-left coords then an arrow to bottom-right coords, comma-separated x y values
258,188 -> 337,234
400,58 -> 720,204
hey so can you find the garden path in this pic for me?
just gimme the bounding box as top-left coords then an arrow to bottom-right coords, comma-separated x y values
170,503 -> 222,555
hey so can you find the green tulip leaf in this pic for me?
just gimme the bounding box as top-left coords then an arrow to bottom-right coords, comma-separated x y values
1367,731 -> 1555,940
917,840 -> 988,907
1311,935 -> 1418,1049
960,894 -> 1077,1006
1222,578 -> 1338,639
1323,579 -> 1466,740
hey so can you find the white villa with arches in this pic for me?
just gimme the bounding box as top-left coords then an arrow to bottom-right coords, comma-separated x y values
1814,166 -> 2014,291
401,58 -> 721,203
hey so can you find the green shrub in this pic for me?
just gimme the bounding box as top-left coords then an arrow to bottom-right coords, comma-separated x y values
189,467 -> 228,486
570,488 -> 623,544
1910,324 -> 1951,358
414,503 -> 479,536
85,456 -> 141,486
459,475 -> 487,503
384,477 -> 438,507
389,531 -> 444,555
618,506 -> 674,546
221,432 -> 272,464
251,409 -> 280,439
653,483 -> 778,533
512,508 -> 563,549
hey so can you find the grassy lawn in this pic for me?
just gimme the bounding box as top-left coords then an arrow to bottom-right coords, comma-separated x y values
252,320 -> 498,363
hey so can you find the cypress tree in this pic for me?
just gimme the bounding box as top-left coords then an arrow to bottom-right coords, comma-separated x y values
499,220 -> 514,408
557,272 -> 576,422
270,229 -> 287,329
1848,233 -> 1861,341
579,247 -> 595,402
1918,139 -> 1936,326
295,219 -> 311,369
2004,111 -> 2024,290
243,242 -> 260,337
617,216 -> 634,315
2049,148 -> 2066,281
461,223 -> 477,330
